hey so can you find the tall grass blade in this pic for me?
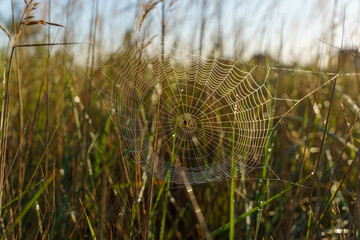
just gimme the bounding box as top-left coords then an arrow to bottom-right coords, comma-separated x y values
159,133 -> 177,240
4,174 -> 53,237
203,181 -> 302,239
79,198 -> 97,240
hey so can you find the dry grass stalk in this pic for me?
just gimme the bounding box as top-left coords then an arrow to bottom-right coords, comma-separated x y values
136,0 -> 161,31
0,24 -> 11,42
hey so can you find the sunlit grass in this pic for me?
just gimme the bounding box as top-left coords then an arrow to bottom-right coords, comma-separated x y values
0,1 -> 360,239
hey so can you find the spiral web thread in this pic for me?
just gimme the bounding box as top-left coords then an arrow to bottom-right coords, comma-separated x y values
93,42 -> 353,185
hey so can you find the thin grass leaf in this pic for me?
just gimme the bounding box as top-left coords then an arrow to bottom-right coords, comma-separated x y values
1,180 -> 42,211
306,208 -> 313,239
203,180 -> 303,239
129,201 -> 138,239
159,132 -> 177,240
254,205 -> 263,240
4,175 -> 53,237
15,42 -> 92,48
314,149 -> 360,232
166,208 -> 186,239
79,198 -> 97,240
150,180 -> 166,235
22,20 -> 64,28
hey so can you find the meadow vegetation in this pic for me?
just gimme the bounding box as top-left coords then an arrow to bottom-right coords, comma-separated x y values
1,1 -> 360,239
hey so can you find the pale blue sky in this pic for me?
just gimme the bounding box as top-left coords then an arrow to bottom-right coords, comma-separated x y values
1,0 -> 360,64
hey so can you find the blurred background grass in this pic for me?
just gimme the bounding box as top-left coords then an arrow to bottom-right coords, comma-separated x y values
1,0 -> 360,239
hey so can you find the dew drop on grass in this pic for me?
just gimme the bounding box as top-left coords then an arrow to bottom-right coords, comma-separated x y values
324,100 -> 330,108
74,96 -> 80,103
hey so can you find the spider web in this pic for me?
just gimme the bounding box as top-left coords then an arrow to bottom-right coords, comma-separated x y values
92,42 -> 354,185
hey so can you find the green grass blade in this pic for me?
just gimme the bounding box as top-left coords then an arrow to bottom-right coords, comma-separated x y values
4,175 -> 53,237
1,180 -> 42,211
79,198 -> 97,240
254,204 -> 263,240
150,181 -> 166,239
159,132 -> 177,240
166,208 -> 186,239
203,182 -> 298,239
130,201 -> 138,239
306,208 -> 312,239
